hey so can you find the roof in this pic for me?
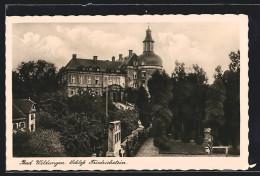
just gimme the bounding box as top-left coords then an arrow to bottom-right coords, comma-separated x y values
137,52 -> 163,66
66,58 -> 122,72
119,54 -> 138,67
13,99 -> 36,114
13,104 -> 26,120
143,28 -> 154,42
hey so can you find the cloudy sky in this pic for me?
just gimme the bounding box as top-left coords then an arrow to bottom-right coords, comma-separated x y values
12,22 -> 239,83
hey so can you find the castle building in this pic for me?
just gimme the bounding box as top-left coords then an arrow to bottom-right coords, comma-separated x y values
62,26 -> 163,100
12,99 -> 37,133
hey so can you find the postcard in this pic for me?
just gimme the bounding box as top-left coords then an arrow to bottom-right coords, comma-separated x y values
6,14 -> 248,170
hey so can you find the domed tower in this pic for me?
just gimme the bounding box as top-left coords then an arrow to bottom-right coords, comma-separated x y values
143,26 -> 154,53
123,25 -> 163,90
136,25 -> 163,90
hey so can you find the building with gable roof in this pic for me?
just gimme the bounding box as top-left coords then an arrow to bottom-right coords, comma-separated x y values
12,98 -> 37,133
61,26 -> 163,100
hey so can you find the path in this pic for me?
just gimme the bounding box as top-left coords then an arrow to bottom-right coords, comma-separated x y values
136,137 -> 229,157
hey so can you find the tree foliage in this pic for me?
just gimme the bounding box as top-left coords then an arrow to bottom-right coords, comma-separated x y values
169,62 -> 207,143
13,60 -> 57,99
136,86 -> 150,128
13,130 -> 66,157
148,70 -> 172,107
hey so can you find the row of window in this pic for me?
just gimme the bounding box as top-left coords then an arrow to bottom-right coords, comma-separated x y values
133,61 -> 145,66
70,75 -> 120,85
133,83 -> 146,88
132,71 -> 146,80
77,66 -> 100,72
71,75 -> 100,85
70,88 -> 102,96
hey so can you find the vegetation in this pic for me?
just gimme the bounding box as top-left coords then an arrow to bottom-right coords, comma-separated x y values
146,51 -> 240,150
12,60 -> 139,157
136,86 -> 150,128
12,49 -> 241,155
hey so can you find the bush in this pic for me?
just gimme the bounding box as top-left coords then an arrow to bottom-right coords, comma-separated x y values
154,136 -> 170,150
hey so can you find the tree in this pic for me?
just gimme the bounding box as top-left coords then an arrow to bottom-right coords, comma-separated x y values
29,129 -> 66,157
13,130 -> 66,157
136,85 -> 148,109
205,77 -> 226,145
222,50 -> 240,148
13,60 -> 57,98
170,62 -> 207,143
135,86 -> 150,128
125,87 -> 138,104
148,70 -> 172,107
152,105 -> 172,149
109,109 -> 139,141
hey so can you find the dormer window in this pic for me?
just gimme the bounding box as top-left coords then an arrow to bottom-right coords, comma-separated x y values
71,75 -> 76,84
133,61 -> 138,66
96,67 -> 100,71
141,61 -> 145,65
89,67 -> 92,71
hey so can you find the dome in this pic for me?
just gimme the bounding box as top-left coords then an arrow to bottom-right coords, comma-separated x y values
137,52 -> 163,67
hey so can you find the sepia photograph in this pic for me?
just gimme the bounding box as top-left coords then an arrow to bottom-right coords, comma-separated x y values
6,15 -> 248,170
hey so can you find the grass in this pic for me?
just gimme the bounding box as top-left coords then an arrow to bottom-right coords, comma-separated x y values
159,140 -> 206,155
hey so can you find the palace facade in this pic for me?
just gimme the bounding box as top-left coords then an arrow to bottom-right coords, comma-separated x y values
61,27 -> 163,101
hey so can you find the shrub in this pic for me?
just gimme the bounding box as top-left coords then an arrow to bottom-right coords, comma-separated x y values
154,136 -> 170,150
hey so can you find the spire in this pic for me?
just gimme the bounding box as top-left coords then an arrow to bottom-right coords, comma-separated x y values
143,25 -> 154,53
143,25 -> 154,42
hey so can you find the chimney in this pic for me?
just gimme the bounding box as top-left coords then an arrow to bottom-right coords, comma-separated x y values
112,56 -> 115,62
119,54 -> 123,62
72,54 -> 77,59
93,56 -> 98,62
129,50 -> 133,56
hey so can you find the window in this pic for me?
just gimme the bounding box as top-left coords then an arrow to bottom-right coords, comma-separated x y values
79,75 -> 84,84
20,122 -> 25,128
142,71 -> 146,78
31,114 -> 34,120
141,61 -> 145,65
71,75 -> 76,83
71,89 -> 75,96
133,72 -> 137,79
116,77 -> 119,84
108,77 -> 112,85
95,77 -> 99,85
87,76 -> 92,85
31,124 -> 34,131
133,61 -> 138,66
13,124 -> 17,130
89,67 -> 92,71
96,67 -> 100,71
133,83 -> 137,88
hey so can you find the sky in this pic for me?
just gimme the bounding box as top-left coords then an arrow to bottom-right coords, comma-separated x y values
12,22 -> 239,83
